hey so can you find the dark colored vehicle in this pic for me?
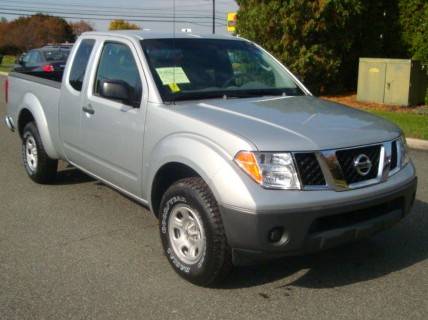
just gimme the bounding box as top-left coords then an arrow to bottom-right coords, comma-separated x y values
15,45 -> 72,81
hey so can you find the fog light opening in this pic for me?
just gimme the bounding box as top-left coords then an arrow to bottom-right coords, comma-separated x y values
268,227 -> 288,245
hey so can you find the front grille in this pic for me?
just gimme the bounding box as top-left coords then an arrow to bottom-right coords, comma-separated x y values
336,145 -> 381,184
294,153 -> 326,186
390,140 -> 398,170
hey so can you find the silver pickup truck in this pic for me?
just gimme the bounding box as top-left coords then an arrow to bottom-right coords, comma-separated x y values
4,31 -> 417,286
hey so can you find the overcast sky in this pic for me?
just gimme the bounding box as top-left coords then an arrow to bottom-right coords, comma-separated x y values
0,0 -> 239,34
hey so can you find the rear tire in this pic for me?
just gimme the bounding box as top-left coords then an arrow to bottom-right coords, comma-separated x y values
22,122 -> 57,184
159,177 -> 232,286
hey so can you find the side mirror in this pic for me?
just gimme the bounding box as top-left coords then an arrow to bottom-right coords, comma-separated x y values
16,55 -> 25,66
99,79 -> 134,106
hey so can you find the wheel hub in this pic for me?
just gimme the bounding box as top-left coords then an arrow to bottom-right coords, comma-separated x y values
168,205 -> 205,265
25,135 -> 38,172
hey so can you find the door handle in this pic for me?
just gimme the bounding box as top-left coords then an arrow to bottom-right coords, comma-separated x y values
82,104 -> 95,115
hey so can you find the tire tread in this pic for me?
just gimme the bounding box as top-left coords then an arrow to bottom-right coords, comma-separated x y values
160,177 -> 232,286
22,122 -> 57,184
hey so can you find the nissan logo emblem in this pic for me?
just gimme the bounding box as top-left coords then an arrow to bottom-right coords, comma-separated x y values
353,154 -> 372,176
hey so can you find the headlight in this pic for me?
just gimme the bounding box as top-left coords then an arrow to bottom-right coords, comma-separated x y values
234,151 -> 301,190
398,135 -> 410,167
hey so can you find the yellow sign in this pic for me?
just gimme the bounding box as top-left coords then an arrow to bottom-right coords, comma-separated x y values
168,83 -> 181,93
155,67 -> 190,85
227,12 -> 237,33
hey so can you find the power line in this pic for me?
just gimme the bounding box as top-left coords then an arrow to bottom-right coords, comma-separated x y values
0,0 -> 230,15
0,11 -> 227,27
0,6 -> 226,21
0,3 -> 227,17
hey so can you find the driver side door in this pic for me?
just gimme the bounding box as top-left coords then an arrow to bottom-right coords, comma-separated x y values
79,40 -> 147,196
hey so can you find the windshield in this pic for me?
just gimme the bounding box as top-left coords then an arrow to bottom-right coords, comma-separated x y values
141,39 -> 304,101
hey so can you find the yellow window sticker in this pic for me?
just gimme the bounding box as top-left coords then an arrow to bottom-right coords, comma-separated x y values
168,83 -> 181,93
156,67 -> 190,85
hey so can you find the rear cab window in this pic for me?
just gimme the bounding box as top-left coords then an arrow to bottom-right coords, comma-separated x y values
69,39 -> 96,91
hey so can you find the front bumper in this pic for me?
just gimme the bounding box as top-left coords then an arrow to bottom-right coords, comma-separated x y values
220,176 -> 417,266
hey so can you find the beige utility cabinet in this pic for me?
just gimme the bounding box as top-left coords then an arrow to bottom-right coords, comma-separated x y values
357,58 -> 427,106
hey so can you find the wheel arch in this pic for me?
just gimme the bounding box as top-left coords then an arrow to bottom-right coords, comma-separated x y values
150,162 -> 201,218
17,93 -> 59,159
146,133 -> 256,217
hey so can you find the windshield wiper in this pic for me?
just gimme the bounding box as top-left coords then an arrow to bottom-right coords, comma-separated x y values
163,88 -> 300,103
223,90 -> 286,99
165,92 -> 225,102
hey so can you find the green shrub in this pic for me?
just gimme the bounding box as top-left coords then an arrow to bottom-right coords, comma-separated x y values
399,0 -> 428,62
236,0 -> 421,95
236,0 -> 365,94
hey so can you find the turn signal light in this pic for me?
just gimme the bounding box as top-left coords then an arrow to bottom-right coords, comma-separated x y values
234,151 -> 263,184
234,151 -> 301,189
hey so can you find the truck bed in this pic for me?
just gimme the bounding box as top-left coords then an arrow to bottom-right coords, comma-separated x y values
7,71 -> 62,158
10,71 -> 61,89
17,70 -> 64,83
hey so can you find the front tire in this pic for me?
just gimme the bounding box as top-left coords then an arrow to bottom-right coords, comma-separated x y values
22,122 -> 57,184
159,177 -> 232,286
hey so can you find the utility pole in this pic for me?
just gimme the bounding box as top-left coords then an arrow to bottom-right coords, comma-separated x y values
212,0 -> 215,34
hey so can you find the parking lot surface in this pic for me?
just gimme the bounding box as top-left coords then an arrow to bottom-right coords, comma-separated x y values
0,76 -> 427,319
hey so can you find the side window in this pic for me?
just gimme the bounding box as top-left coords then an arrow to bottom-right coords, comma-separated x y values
94,42 -> 142,107
22,52 -> 30,64
25,51 -> 37,66
69,39 -> 95,91
34,52 -> 43,63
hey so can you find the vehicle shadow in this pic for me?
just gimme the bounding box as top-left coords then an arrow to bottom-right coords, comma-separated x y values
53,164 -> 95,185
52,162 -> 151,209
220,199 -> 428,290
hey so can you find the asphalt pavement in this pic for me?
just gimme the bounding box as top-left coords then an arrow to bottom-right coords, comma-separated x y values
0,75 -> 427,320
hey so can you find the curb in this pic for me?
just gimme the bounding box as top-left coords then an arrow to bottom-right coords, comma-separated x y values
407,138 -> 428,151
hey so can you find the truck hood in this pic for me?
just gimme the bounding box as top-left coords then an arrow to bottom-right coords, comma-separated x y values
174,96 -> 401,151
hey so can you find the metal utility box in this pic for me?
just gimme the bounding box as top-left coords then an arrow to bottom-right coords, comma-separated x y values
357,58 -> 428,106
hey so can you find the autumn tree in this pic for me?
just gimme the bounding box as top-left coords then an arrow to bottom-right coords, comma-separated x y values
0,14 -> 74,54
0,18 -> 7,54
109,19 -> 140,30
70,20 -> 94,37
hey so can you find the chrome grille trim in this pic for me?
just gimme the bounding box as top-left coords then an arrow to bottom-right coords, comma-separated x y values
388,138 -> 403,177
296,138 -> 401,191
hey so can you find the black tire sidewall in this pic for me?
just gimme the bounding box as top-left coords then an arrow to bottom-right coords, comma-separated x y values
21,122 -> 57,184
159,183 -> 219,284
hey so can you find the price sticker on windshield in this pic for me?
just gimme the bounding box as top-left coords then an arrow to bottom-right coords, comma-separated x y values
156,67 -> 190,85
168,83 -> 181,93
